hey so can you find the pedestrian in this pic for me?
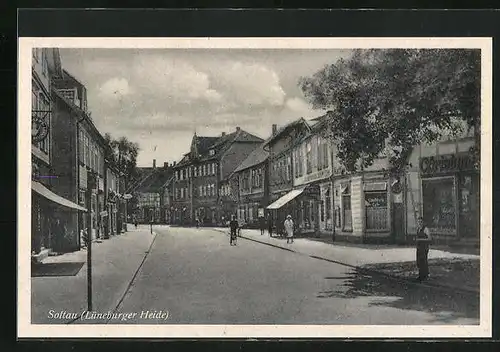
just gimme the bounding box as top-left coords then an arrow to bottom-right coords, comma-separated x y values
259,215 -> 266,235
268,216 -> 273,237
284,214 -> 294,244
195,217 -> 200,229
229,215 -> 239,246
133,215 -> 138,229
416,216 -> 432,281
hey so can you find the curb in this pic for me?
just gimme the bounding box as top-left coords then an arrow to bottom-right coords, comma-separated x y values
65,230 -> 159,325
213,228 -> 479,295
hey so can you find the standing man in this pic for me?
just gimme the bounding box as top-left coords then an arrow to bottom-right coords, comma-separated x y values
416,216 -> 432,281
259,215 -> 266,235
284,214 -> 294,244
229,215 -> 239,246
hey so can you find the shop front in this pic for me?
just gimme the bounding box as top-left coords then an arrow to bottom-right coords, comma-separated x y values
31,180 -> 87,260
266,184 -> 320,237
419,151 -> 478,241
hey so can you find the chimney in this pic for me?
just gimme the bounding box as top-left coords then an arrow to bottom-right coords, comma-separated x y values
272,124 -> 277,135
173,161 -> 177,166
236,126 -> 240,132
222,132 -> 226,137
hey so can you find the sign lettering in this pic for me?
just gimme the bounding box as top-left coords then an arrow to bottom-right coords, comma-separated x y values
420,152 -> 476,175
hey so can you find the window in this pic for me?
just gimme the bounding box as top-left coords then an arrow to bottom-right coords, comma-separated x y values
306,142 -> 312,174
209,149 -> 215,156
176,171 -> 179,181
194,166 -> 198,177
422,177 -> 456,231
342,184 -> 352,231
365,189 -> 388,230
294,149 -> 299,178
286,156 -> 292,181
212,163 -> 216,175
199,185 -> 202,197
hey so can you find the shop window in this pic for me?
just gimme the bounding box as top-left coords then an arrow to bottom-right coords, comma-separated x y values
422,177 -> 456,231
365,191 -> 388,230
342,184 -> 352,231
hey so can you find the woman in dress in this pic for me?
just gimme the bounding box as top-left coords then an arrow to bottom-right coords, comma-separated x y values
284,215 -> 295,244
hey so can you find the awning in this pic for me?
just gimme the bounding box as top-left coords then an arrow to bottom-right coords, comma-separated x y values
32,181 -> 88,212
266,188 -> 305,210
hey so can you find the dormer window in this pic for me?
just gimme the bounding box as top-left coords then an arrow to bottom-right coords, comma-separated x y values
209,149 -> 215,156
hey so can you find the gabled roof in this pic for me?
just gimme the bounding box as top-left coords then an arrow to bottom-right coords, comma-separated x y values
174,129 -> 264,167
262,117 -> 311,148
130,167 -> 174,194
233,142 -> 269,173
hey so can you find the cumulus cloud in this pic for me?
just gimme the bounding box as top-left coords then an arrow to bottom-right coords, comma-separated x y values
99,77 -> 132,99
214,62 -> 286,107
133,55 -> 222,103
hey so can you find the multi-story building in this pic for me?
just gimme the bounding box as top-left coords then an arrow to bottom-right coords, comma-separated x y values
404,127 -> 478,246
172,127 -> 263,226
31,48 -> 89,261
129,160 -> 174,223
51,69 -> 109,247
290,117 -> 334,236
264,119 -> 312,235
105,164 -> 120,237
218,172 -> 240,226
233,142 -> 269,228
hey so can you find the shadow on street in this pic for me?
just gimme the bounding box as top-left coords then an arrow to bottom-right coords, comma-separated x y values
317,268 -> 479,324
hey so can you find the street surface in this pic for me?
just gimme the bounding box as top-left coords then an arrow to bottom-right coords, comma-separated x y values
109,226 -> 478,325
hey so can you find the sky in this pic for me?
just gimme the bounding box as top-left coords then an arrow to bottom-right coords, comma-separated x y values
59,48 -> 352,167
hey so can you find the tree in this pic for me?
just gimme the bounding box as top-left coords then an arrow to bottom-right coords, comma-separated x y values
104,133 -> 140,186
299,49 -> 481,174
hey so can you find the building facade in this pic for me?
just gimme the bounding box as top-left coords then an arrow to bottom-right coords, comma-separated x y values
405,130 -> 478,245
31,48 -> 90,261
234,143 -> 269,228
52,70 -> 108,246
172,127 -> 263,226
264,119 -> 313,236
292,120 -> 334,236
130,160 -> 174,224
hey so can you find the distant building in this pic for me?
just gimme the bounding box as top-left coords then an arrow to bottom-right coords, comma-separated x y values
129,160 -> 174,224
172,127 -> 263,226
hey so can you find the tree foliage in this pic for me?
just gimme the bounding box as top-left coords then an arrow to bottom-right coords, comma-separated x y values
299,49 -> 480,174
104,133 -> 140,185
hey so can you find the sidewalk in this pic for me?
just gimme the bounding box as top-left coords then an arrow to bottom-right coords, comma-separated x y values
31,225 -> 156,324
211,227 -> 480,294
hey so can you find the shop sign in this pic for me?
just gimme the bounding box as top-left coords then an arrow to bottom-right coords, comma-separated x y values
364,182 -> 387,191
296,168 -> 332,185
420,152 -> 476,175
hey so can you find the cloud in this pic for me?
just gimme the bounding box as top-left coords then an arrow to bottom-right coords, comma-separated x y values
285,97 -> 313,114
132,55 -> 222,103
99,77 -> 132,99
214,62 -> 286,107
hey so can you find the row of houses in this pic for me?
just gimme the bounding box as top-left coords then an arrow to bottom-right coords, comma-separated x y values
130,115 -> 478,246
31,48 -> 126,262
